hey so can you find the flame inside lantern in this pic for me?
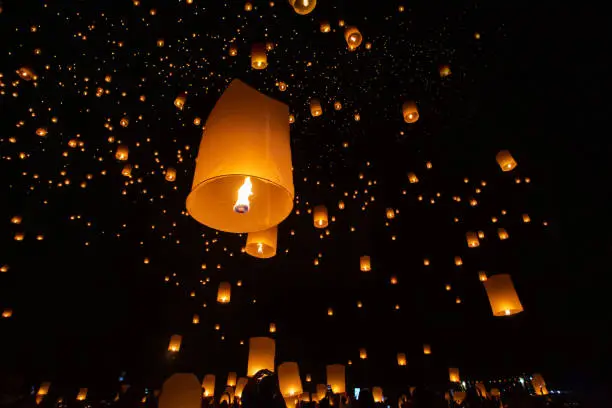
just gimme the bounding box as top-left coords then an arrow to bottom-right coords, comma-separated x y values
233,177 -> 253,213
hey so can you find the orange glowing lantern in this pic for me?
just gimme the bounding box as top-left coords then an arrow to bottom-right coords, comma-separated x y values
157,39 -> 165,47
344,26 -> 362,49
522,214 -> 531,223
115,145 -> 129,161
11,215 -> 22,224
36,128 -> 48,137
532,373 -> 549,395
269,322 -> 277,333
310,98 -> 322,117
121,164 -> 132,177
76,389 -> 87,401
37,382 -> 51,396
247,337 -> 275,376
449,368 -> 460,383
165,168 -> 177,182
168,334 -> 182,352
316,384 -> 327,401
192,314 -> 200,324
320,21 -> 331,33
397,353 -> 407,366
246,226 -> 277,258
408,172 -> 419,183
313,205 -> 328,228
229,45 -> 238,57
186,80 -> 294,233
217,282 -> 231,303
360,256 -> 371,272
227,372 -> 237,387
478,271 -> 488,282
466,231 -> 480,248
454,256 -> 463,266
278,362 -> 303,398
202,374 -> 215,398
326,364 -> 346,394
402,101 -> 419,123
235,378 -> 248,399
423,344 -> 431,355
498,228 -> 509,240
359,348 -> 367,359
372,387 -> 383,403
290,0 -> 316,15
439,65 -> 452,77
244,2 -> 253,11
483,274 -> 523,316
2,309 -> 13,318
496,150 -> 517,171
159,374 -> 202,408
251,44 -> 268,69
386,208 -> 395,219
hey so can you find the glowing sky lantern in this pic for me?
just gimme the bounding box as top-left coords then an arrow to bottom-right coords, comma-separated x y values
76,388 -> 87,401
37,382 -> 51,396
532,373 -> 549,395
168,334 -> 182,352
251,43 -> 268,69
159,374 -> 201,408
397,352 -> 407,366
115,145 -> 129,161
235,378 -> 248,398
334,100 -> 342,110
165,167 -> 177,182
217,282 -> 231,303
360,256 -> 371,272
423,344 -> 432,355
226,372 -> 237,387
320,21 -> 331,32
439,64 -> 452,77
174,93 -> 187,110
245,226 -> 277,258
449,367 -> 460,382
466,231 -> 480,248
278,362 -> 303,398
290,0 -> 316,15
408,172 -> 419,183
496,150 -> 517,171
359,348 -> 367,359
372,387 -> 383,403
310,98 -> 322,116
326,364 -> 346,394
247,337 -> 275,376
229,45 -> 238,56
313,205 -> 328,228
201,374 -> 215,398
186,80 -> 294,233
402,101 -> 419,123
483,274 -> 524,316
17,67 -> 37,81
344,26 -> 363,49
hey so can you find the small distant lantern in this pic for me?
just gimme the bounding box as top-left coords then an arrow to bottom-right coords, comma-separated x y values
313,205 -> 328,228
17,67 -> 37,81
165,167 -> 177,182
522,214 -> 531,223
423,344 -> 431,355
402,101 -> 419,123
192,314 -> 200,324
338,200 -> 345,210
354,113 -> 360,121
278,362 -> 303,398
490,388 -> 501,398
217,282 -> 231,303
478,271 -> 488,282
290,0 -> 317,15
120,117 -> 129,127
76,389 -> 88,401
251,43 -> 268,69
365,42 -> 372,49
344,26 -> 363,49
498,228 -> 509,240
229,45 -> 238,56
372,387 -> 383,403
168,334 -> 182,352
246,226 -> 277,258
157,39 -> 165,47
390,276 -> 398,285
202,374 -> 215,398
466,231 -> 480,248
359,348 -> 367,359
449,367 -> 460,383
278,82 -> 287,91
478,230 -> 485,239
235,378 -> 248,398
453,391 -> 466,404
338,19 -> 345,27
269,322 -> 276,333
121,164 -> 132,177
247,337 -> 275,376
37,382 -> 51,396
454,256 -> 463,266
244,2 -> 253,11
36,128 -> 48,137
288,114 -> 295,124
386,208 -> 395,219
327,307 -> 334,316
439,65 -> 452,77
115,145 -> 129,161
14,233 -> 24,241
334,101 -> 342,110
397,353 -> 407,366
496,150 -> 517,171
326,364 -> 345,394
310,98 -> 322,117
423,258 -> 430,266
193,117 -> 201,126
305,374 -> 311,382
483,274 -> 524,316
532,373 -> 549,395
320,21 -> 331,33
359,256 -> 371,272
11,215 -> 22,224
2,309 -> 13,318
408,172 -> 419,183
227,372 -> 237,387
174,93 -> 186,110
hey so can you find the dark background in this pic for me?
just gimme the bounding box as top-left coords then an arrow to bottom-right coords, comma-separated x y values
0,0 -> 608,404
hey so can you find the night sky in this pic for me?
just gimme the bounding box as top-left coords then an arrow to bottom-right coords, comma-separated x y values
0,0 -> 607,404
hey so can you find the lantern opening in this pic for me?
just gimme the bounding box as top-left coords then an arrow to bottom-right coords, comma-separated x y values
233,176 -> 253,214
257,242 -> 264,254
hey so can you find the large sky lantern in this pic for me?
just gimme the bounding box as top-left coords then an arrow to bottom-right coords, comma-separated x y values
325,364 -> 346,394
360,256 -> 371,272
316,384 -> 327,401
313,205 -> 328,228
449,367 -> 461,383
289,0 -> 316,15
402,101 -> 419,123
496,149 -> 518,171
186,80 -> 294,234
466,231 -> 480,248
226,372 -> 237,387
251,44 -> 268,69
234,378 -> 248,399
202,374 -> 216,398
217,282 -> 231,303
168,334 -> 182,352
159,374 -> 202,408
247,337 -> 275,376
246,226 -> 278,258
372,387 -> 384,403
278,362 -> 303,399
344,26 -> 363,49
483,274 -> 524,316
310,98 -> 323,116
532,373 -> 549,395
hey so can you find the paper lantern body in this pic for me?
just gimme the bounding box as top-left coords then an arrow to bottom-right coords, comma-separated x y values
165,168 -> 177,182
251,44 -> 268,69
397,352 -> 407,366
496,150 -> 517,171
247,337 -> 275,376
423,344 -> 432,354
360,256 -> 371,272
402,101 -> 419,123
316,384 -> 327,401
449,367 -> 460,383
202,374 -> 215,398
344,26 -> 363,48
372,387 -> 383,403
226,372 -> 237,387
310,98 -> 322,117
466,231 -> 480,248
37,382 -> 51,396
291,0 -> 317,15
278,362 -> 303,398
159,373 -> 202,408
186,80 -> 294,233
217,282 -> 231,303
484,274 -> 524,316
313,205 -> 328,228
76,389 -> 87,401
532,373 -> 549,395
168,334 -> 182,352
453,391 -> 466,404
246,226 -> 277,258
115,145 -> 129,161
326,364 -> 346,394
235,378 -> 248,398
